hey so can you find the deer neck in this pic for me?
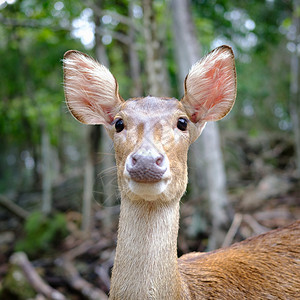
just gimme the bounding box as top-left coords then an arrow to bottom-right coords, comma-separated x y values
109,196 -> 184,300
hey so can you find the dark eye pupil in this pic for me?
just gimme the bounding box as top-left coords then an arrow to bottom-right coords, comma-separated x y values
177,118 -> 188,131
115,119 -> 124,133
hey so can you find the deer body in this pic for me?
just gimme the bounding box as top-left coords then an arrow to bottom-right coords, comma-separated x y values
179,220 -> 300,299
63,46 -> 300,299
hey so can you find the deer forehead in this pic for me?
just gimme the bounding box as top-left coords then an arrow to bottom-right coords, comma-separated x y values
119,96 -> 187,131
114,96 -> 189,150
121,96 -> 184,116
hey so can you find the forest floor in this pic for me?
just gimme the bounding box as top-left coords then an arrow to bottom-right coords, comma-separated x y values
0,132 -> 299,299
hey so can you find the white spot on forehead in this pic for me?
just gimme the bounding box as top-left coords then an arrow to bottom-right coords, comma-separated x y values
125,96 -> 179,114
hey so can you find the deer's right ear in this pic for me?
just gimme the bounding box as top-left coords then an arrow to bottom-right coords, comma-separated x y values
63,50 -> 124,126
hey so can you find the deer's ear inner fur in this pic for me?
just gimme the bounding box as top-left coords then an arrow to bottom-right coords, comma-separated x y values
182,45 -> 236,123
63,50 -> 124,126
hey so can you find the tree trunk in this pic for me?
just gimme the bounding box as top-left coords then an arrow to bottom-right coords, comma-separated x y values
290,0 -> 300,177
171,0 -> 232,250
41,126 -> 52,215
81,126 -> 95,234
142,0 -> 170,96
57,105 -> 67,176
129,1 -> 143,97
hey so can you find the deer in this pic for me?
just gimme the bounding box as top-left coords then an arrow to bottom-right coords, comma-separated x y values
63,45 -> 300,299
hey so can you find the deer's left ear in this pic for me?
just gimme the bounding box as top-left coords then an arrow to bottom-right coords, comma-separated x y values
181,45 -> 236,123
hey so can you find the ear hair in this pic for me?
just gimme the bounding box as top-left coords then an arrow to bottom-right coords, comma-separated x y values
63,50 -> 124,125
182,45 -> 236,123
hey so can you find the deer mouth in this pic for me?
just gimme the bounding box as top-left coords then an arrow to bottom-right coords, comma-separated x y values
125,177 -> 171,198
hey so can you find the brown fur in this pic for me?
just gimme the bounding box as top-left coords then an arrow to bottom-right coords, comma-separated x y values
179,220 -> 300,299
63,46 -> 300,299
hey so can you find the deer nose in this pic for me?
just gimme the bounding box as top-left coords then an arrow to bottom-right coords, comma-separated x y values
126,150 -> 167,183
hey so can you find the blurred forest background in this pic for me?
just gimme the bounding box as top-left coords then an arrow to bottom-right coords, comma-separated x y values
0,0 -> 300,299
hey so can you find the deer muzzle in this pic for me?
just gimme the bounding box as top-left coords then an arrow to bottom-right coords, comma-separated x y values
126,148 -> 168,183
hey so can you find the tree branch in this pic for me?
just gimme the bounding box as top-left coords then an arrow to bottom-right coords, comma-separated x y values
86,0 -> 140,30
10,252 -> 66,300
0,195 -> 29,220
57,258 -> 108,300
0,15 -> 68,31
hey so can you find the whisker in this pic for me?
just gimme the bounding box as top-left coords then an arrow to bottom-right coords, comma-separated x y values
98,166 -> 117,177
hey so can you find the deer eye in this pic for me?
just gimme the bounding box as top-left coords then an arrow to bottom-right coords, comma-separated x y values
115,119 -> 124,133
177,118 -> 188,131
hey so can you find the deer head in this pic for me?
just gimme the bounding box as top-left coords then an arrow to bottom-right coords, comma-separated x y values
63,45 -> 236,203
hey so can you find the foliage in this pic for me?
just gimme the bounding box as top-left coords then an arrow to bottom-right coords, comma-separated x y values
191,0 -> 293,133
15,211 -> 68,257
0,265 -> 36,300
0,0 -> 297,197
0,0 -> 87,192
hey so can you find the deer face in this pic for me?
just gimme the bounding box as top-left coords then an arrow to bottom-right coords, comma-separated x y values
109,96 -> 198,202
63,46 -> 236,202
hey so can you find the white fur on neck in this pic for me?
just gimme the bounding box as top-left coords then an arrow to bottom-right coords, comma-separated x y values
109,198 -> 182,299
